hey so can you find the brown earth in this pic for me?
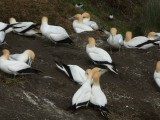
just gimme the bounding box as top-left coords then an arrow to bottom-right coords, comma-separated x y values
0,30 -> 159,120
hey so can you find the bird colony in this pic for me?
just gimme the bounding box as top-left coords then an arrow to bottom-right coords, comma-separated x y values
0,4 -> 160,119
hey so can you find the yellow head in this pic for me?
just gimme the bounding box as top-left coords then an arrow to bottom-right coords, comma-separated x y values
87,37 -> 96,46
92,67 -> 101,74
85,69 -> 93,78
147,32 -> 156,39
42,16 -> 48,24
156,61 -> 160,72
74,14 -> 83,23
9,17 -> 17,24
24,50 -> 35,61
110,27 -> 117,35
82,12 -> 91,20
1,49 -> 10,58
125,31 -> 132,41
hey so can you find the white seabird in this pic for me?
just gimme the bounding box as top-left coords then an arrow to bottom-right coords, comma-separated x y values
0,49 -> 40,77
90,70 -> 109,118
108,14 -> 114,20
82,12 -> 99,30
55,61 -> 86,85
71,14 -> 93,33
55,61 -> 107,85
72,69 -> 93,109
124,31 -> 160,49
40,16 -> 73,45
8,49 -> 35,66
0,22 -> 16,44
107,27 -> 123,49
154,61 -> 160,88
9,17 -> 41,36
86,37 -> 118,74
75,3 -> 83,9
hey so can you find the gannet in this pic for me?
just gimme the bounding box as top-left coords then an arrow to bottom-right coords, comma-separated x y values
0,49 -> 40,77
40,16 -> 73,44
0,22 -> 15,44
55,61 -> 107,85
108,14 -> 114,20
75,3 -> 83,9
86,37 -> 118,74
9,17 -> 41,36
82,12 -> 99,30
90,70 -> 109,118
107,27 -> 123,49
8,49 -> 35,66
72,69 -> 93,109
55,61 -> 86,85
72,14 -> 93,33
124,31 -> 160,49
154,61 -> 160,87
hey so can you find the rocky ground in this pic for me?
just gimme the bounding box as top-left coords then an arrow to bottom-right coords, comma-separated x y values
0,31 -> 160,120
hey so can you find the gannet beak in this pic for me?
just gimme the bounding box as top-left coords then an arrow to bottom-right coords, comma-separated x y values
100,68 -> 108,75
68,16 -> 74,20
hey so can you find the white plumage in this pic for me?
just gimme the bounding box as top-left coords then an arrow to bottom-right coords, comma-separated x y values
82,12 -> 99,30
72,69 -> 93,109
0,49 -> 40,76
86,37 -> 118,74
40,16 -> 73,44
8,49 -> 35,66
0,22 -> 13,44
9,18 -> 41,36
90,70 -> 108,118
72,14 -> 93,33
154,61 -> 160,87
55,61 -> 86,85
107,27 -> 123,49
124,31 -> 159,49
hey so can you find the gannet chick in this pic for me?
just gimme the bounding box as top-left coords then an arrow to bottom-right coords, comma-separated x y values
0,49 -> 40,77
154,61 -> 160,87
72,14 -> 93,33
90,70 -> 109,118
86,37 -> 118,74
72,69 -> 93,109
107,27 -> 123,50
40,16 -> 73,45
55,61 -> 86,85
82,12 -> 99,30
9,17 -> 41,36
124,31 -> 160,49
9,49 -> 35,66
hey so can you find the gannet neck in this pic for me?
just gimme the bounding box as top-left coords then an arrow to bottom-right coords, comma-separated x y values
42,16 -> 48,25
88,37 -> 96,47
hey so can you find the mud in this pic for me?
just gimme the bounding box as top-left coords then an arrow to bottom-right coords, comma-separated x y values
0,31 -> 160,120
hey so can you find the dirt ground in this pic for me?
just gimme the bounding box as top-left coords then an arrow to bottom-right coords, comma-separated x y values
0,31 -> 160,120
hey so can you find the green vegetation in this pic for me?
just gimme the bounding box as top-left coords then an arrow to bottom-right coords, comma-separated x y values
0,0 -> 159,36
136,0 -> 160,35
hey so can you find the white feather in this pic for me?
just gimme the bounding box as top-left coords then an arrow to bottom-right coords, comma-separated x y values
154,71 -> 160,87
73,20 -> 93,33
83,18 -> 99,30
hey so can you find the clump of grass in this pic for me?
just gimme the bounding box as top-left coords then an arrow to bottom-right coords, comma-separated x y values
134,0 -> 160,35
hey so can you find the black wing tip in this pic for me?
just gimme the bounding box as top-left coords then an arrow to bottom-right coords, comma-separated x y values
17,68 -> 42,74
57,37 -> 74,44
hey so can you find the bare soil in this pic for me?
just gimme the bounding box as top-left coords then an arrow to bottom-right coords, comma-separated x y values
0,31 -> 159,120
